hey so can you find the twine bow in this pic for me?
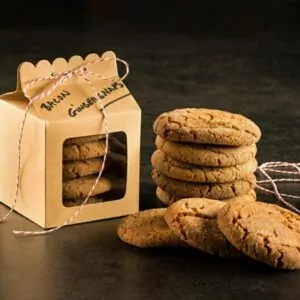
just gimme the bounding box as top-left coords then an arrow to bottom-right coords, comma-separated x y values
0,56 -> 129,236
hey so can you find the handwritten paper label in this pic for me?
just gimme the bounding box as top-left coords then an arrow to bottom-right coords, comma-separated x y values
40,90 -> 71,111
39,82 -> 125,119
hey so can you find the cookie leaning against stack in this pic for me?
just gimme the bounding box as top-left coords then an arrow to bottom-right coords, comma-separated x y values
151,108 -> 261,206
62,135 -> 127,207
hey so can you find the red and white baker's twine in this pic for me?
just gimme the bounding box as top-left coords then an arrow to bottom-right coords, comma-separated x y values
256,162 -> 300,214
0,56 -> 129,236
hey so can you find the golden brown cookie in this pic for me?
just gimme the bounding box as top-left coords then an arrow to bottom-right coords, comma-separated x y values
151,149 -> 257,183
63,195 -> 104,207
155,136 -> 257,167
156,187 -> 257,206
63,175 -> 112,199
64,134 -> 103,145
217,201 -> 300,269
153,108 -> 261,146
117,208 -> 186,248
156,187 -> 178,206
63,140 -> 107,161
63,157 -> 109,180
152,169 -> 256,199
164,198 -> 242,257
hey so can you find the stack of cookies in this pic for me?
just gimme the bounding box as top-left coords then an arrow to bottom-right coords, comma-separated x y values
62,134 -> 127,207
117,196 -> 300,270
117,107 -> 300,270
150,108 -> 262,206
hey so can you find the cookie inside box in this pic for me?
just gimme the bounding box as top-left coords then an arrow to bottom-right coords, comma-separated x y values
62,131 -> 127,207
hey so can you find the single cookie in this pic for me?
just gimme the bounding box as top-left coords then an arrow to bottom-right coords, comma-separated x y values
63,140 -> 107,161
217,201 -> 300,269
117,208 -> 186,248
156,187 -> 176,206
64,134 -> 103,145
63,195 -> 104,207
156,187 -> 257,206
63,157 -> 109,180
63,175 -> 112,199
151,169 -> 256,199
153,108 -> 261,146
155,136 -> 257,167
164,198 -> 242,257
151,149 -> 257,183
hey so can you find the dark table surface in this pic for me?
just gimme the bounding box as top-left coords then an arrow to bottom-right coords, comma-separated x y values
1,4 -> 300,298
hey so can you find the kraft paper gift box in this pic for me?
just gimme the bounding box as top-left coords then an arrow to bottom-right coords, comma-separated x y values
0,51 -> 141,229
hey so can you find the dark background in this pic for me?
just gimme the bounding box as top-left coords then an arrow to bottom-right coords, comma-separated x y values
1,0 -> 300,33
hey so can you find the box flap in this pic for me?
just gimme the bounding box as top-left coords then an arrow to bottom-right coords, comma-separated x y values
0,51 -> 140,122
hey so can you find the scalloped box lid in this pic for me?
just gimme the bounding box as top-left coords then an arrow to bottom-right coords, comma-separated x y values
0,51 -> 140,122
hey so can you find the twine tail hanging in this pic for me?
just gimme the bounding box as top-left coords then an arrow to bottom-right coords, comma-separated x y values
0,57 -> 129,236
256,161 -> 300,214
